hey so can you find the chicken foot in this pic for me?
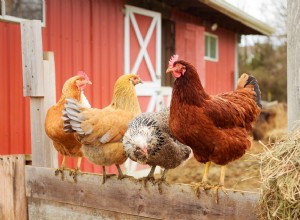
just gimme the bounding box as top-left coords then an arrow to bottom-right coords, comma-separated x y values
213,165 -> 228,204
139,166 -> 156,186
116,164 -> 132,180
101,166 -> 116,184
55,156 -> 66,180
154,168 -> 169,194
69,157 -> 82,182
194,162 -> 213,198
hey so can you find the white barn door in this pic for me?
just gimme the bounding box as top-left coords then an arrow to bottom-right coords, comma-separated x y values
124,5 -> 162,176
124,5 -> 162,112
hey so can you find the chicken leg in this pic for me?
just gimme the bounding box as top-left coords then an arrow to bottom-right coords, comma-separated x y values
55,156 -> 66,180
155,168 -> 169,194
69,157 -> 82,182
213,165 -> 228,203
101,166 -> 115,184
194,161 -> 213,198
116,164 -> 133,180
139,166 -> 156,186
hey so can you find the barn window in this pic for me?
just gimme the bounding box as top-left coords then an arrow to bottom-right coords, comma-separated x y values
205,33 -> 218,62
0,0 -> 45,25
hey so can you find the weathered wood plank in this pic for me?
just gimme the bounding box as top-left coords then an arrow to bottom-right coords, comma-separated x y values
287,0 -> 300,130
30,97 -> 49,167
25,52 -> 57,167
42,52 -> 58,168
26,166 -> 259,220
0,155 -> 27,220
21,20 -> 44,97
28,198 -> 154,220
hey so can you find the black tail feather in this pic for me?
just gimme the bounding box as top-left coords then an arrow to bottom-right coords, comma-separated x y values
245,76 -> 262,108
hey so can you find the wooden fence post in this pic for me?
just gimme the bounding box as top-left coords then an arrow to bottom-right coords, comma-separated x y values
0,155 -> 27,220
20,20 -> 57,168
287,0 -> 300,131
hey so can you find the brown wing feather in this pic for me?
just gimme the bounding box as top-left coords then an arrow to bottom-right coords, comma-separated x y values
204,89 -> 260,130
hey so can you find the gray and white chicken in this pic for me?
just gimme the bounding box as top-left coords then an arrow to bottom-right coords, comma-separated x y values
123,107 -> 191,189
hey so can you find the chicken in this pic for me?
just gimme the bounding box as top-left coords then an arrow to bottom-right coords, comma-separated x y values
45,71 -> 92,181
62,74 -> 142,184
166,55 -> 261,202
123,107 -> 191,192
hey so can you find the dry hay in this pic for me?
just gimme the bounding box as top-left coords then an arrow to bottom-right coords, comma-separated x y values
257,129 -> 300,219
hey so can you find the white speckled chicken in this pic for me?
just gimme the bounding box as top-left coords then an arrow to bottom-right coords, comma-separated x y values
123,107 -> 191,189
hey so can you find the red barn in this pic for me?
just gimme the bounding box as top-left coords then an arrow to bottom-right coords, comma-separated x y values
0,0 -> 273,174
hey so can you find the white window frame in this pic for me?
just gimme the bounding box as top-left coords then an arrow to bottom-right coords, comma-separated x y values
0,0 -> 45,26
204,32 -> 218,62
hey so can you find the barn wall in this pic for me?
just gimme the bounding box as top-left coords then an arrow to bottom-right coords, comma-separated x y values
0,22 -> 31,155
171,9 -> 236,94
204,28 -> 236,94
0,0 -> 125,173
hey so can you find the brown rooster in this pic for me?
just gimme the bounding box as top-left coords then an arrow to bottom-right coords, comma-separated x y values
166,55 -> 261,202
45,71 -> 92,181
62,74 -> 142,184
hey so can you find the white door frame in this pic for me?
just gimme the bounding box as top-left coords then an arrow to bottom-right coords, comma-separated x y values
124,5 -> 162,112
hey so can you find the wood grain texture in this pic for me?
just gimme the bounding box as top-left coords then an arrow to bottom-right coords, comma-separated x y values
28,52 -> 58,168
26,166 -> 259,220
287,0 -> 300,131
0,155 -> 27,220
28,197 -> 154,220
42,52 -> 58,168
21,20 -> 44,97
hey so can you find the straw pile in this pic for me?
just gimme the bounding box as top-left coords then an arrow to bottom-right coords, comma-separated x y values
258,129 -> 300,219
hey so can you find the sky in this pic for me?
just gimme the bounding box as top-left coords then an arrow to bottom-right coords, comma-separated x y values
224,0 -> 286,46
225,0 -> 274,23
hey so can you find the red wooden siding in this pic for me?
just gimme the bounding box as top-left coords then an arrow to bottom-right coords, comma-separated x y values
175,21 -> 205,85
0,22 -> 31,155
204,28 -> 236,94
42,0 -> 125,173
172,9 -> 235,93
0,0 -> 125,173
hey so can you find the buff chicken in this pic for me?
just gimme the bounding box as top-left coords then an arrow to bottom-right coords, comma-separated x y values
45,71 -> 92,181
62,74 -> 142,184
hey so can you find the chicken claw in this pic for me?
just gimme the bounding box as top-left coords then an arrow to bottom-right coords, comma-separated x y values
55,168 -> 65,180
154,169 -> 169,194
138,166 -> 156,187
193,181 -> 213,198
69,168 -> 80,182
213,184 -> 228,204
101,166 -> 115,184
69,157 -> 82,182
55,156 -> 66,180
116,164 -> 132,180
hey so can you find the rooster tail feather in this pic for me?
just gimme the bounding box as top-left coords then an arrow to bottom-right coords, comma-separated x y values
239,74 -> 262,108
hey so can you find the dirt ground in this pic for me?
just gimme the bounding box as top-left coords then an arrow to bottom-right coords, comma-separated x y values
161,140 -> 264,192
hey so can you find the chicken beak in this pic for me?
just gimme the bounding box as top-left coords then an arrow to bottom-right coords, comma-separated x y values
166,66 -> 174,74
87,80 -> 92,85
138,78 -> 143,84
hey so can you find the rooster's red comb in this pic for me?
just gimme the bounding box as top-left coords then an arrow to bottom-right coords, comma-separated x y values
76,71 -> 89,80
168,54 -> 179,68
